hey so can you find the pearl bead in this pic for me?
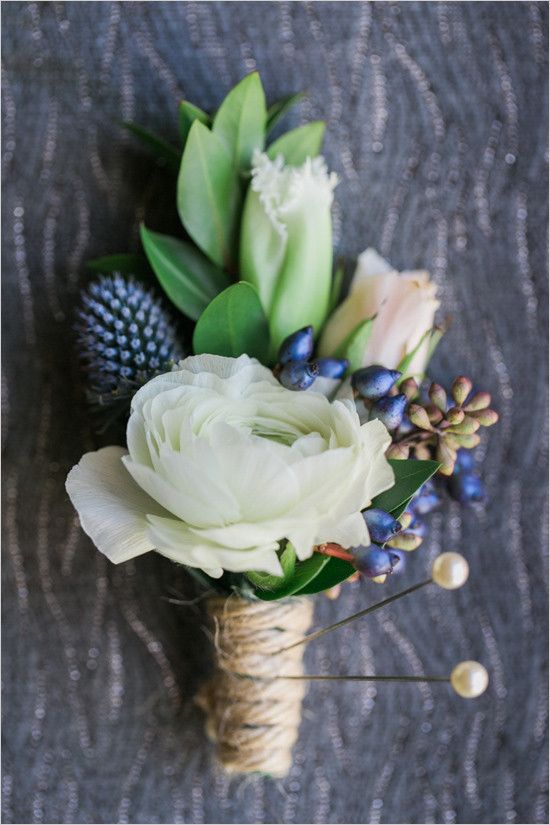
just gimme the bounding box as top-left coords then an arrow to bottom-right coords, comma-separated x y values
432,552 -> 469,589
450,661 -> 489,698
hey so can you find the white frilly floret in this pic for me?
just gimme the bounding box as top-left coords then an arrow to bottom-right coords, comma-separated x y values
250,149 -> 338,239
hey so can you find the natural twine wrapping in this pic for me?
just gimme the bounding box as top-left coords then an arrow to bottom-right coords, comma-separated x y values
195,595 -> 314,778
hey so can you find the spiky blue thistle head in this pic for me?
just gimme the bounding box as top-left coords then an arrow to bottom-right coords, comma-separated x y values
76,273 -> 184,413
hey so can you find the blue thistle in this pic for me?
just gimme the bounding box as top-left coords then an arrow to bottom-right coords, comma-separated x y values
76,274 -> 184,416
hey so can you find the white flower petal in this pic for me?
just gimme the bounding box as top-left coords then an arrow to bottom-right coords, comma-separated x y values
65,446 -> 167,563
146,515 -> 283,576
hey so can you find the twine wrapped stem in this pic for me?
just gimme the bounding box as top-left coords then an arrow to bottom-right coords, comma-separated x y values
195,595 -> 313,778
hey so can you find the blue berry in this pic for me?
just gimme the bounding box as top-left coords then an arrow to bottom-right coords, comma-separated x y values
370,394 -> 407,430
278,360 -> 319,391
448,472 -> 485,504
312,357 -> 348,379
455,448 -> 475,473
407,514 -> 427,538
352,545 -> 401,578
410,480 -> 441,515
363,508 -> 401,544
278,326 -> 314,365
352,365 -> 401,400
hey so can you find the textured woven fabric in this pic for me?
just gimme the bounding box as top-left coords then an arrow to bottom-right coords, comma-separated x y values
2,3 -> 548,823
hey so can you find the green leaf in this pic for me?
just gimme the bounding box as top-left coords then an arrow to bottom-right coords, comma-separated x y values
372,459 -> 440,519
292,459 -> 441,596
140,225 -> 230,321
328,261 -> 345,313
179,100 -> 210,145
296,556 -> 355,596
267,121 -> 326,165
397,329 -> 432,378
424,325 -> 445,369
212,72 -> 266,170
177,120 -> 240,270
246,543 -> 297,592
86,253 -> 153,278
192,282 -> 270,361
123,122 -> 180,171
255,553 -> 330,601
266,91 -> 305,135
333,317 -> 375,373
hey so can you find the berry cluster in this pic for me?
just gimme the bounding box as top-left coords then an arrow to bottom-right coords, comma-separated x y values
276,326 -> 348,390
351,365 -> 498,478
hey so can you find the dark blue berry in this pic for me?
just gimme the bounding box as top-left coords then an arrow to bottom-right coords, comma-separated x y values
363,508 -> 401,544
352,545 -> 401,578
352,365 -> 401,400
278,360 -> 319,391
278,326 -> 315,365
312,357 -> 349,379
410,480 -> 441,515
370,394 -> 407,430
448,472 -> 485,504
455,448 -> 475,473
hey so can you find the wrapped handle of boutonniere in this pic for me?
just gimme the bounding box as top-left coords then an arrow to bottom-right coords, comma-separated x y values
195,596 -> 314,778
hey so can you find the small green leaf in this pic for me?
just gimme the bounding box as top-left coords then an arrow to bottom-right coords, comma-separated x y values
123,122 -> 180,171
267,121 -> 326,165
179,101 -> 210,145
424,325 -> 445,370
333,317 -> 375,373
255,553 -> 330,601
397,329 -> 432,378
246,543 -> 297,592
86,253 -> 153,278
266,91 -> 305,135
140,225 -> 230,321
192,282 -> 270,361
329,261 -> 345,313
372,459 -> 440,518
212,72 -> 266,170
177,120 -> 240,270
296,556 -> 355,596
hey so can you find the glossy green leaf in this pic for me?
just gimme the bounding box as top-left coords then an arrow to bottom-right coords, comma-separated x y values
424,325 -> 445,369
246,543 -> 297,592
267,121 -> 326,165
177,120 -> 240,270
140,225 -> 230,321
123,122 -> 180,171
255,553 -> 330,601
192,282 -> 270,361
372,459 -> 440,518
266,91 -> 305,135
296,556 -> 355,595
397,329 -> 432,378
212,72 -> 266,170
333,317 -> 375,373
179,100 -> 210,145
86,253 -> 153,278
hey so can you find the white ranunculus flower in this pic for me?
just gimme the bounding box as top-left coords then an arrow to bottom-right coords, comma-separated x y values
320,249 -> 440,378
66,355 -> 394,578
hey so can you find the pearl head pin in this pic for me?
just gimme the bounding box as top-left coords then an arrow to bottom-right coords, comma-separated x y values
450,661 -> 489,698
432,552 -> 469,589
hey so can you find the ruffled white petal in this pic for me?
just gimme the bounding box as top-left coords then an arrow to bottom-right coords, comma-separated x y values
65,446 -> 168,563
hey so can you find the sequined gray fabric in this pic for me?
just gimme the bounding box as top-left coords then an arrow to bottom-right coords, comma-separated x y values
2,3 -> 548,823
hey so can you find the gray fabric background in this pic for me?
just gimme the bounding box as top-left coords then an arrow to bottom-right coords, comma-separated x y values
2,2 -> 548,823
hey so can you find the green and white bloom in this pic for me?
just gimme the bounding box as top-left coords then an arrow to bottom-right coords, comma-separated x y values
66,354 -> 393,578
240,150 -> 338,356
